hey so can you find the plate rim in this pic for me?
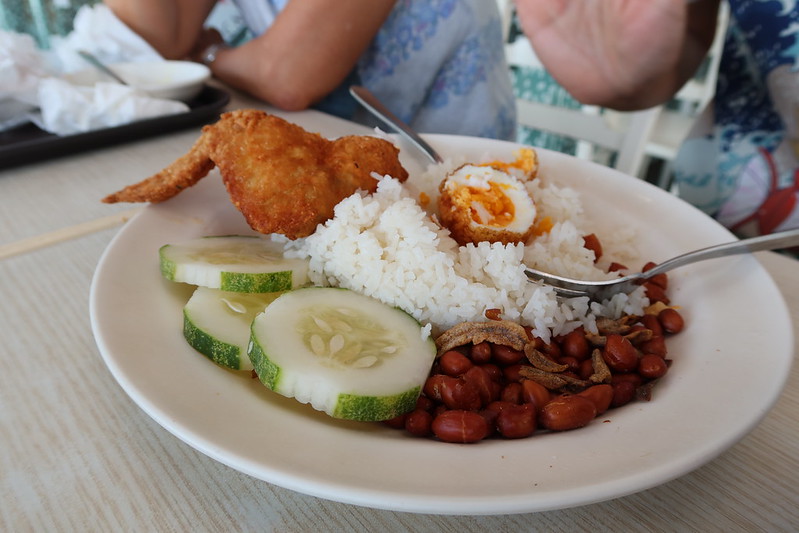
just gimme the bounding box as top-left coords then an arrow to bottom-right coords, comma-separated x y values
89,134 -> 794,515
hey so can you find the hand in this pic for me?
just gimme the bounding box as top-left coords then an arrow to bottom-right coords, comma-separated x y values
514,0 -> 719,109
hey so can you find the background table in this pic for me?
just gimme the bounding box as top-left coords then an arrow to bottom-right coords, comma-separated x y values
1,90 -> 796,532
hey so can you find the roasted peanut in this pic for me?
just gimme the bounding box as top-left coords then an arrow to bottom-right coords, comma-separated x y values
607,262 -> 627,272
500,381 -> 523,404
611,372 -> 643,388
479,363 -> 503,382
423,374 -> 456,403
480,400 -> 506,419
497,404 -> 537,438
583,233 -> 603,262
577,384 -> 613,415
644,281 -> 670,304
642,261 -> 668,289
611,381 -> 636,408
383,413 -> 408,429
502,363 -> 525,383
463,366 -> 495,405
492,344 -> 524,365
485,308 -> 503,321
439,350 -> 473,376
561,328 -> 590,361
578,358 -> 594,380
640,313 -> 664,337
658,308 -> 685,334
538,339 -> 561,360
484,400 -> 515,415
539,395 -> 597,431
404,409 -> 433,437
639,335 -> 667,357
521,379 -> 551,412
442,379 -> 482,411
649,274 -> 669,290
415,395 -> 434,412
432,410 -> 489,443
395,296 -> 684,443
470,341 -> 492,364
480,400 -> 514,437
558,356 -> 581,373
638,354 -> 668,379
603,334 -> 639,373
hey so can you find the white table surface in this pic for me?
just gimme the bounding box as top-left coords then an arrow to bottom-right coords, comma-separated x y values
1,89 -> 797,532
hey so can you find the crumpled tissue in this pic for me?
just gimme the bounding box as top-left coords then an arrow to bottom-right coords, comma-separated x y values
0,32 -> 51,107
0,4 -> 190,135
0,32 -> 51,129
33,78 -> 188,136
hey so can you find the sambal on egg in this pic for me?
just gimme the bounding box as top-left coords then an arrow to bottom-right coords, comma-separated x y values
438,164 -> 537,246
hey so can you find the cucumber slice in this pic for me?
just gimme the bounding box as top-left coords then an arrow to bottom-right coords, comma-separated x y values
248,287 -> 436,421
159,235 -> 309,293
183,287 -> 283,371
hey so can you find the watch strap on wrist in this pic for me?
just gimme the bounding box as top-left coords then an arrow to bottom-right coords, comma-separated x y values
200,42 -> 228,66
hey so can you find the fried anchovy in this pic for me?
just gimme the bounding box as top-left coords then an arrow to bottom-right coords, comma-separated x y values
435,320 -> 529,355
524,344 -> 569,372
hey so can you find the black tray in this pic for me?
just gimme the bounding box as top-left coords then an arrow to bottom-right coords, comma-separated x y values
0,85 -> 230,171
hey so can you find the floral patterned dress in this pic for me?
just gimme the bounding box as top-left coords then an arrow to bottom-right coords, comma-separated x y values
672,0 -> 799,237
228,0 -> 516,140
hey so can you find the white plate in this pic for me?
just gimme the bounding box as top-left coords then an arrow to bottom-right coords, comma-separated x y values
90,134 -> 793,515
65,60 -> 210,102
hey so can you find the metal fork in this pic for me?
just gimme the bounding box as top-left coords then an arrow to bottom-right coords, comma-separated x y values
525,228 -> 799,301
77,50 -> 129,85
349,85 -> 444,165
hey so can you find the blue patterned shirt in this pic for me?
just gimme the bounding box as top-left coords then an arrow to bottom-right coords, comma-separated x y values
672,0 -> 799,237
228,0 -> 516,140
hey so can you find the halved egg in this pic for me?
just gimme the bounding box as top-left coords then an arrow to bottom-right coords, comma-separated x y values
437,164 -> 537,246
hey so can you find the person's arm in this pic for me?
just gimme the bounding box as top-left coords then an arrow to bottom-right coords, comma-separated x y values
198,0 -> 396,110
514,0 -> 721,110
104,0 -> 217,59
106,0 -> 396,111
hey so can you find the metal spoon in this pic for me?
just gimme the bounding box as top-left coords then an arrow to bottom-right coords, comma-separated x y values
349,85 -> 443,165
525,228 -> 799,301
77,50 -> 129,85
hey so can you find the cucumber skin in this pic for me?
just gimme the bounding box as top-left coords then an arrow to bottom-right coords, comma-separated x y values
248,325 -> 424,422
159,240 -> 299,293
183,309 -> 245,370
220,271 -> 294,293
160,248 -> 177,281
248,332 -> 281,390
334,387 -> 421,421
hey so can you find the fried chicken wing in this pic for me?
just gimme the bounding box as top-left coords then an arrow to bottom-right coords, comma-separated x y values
101,134 -> 214,204
103,110 -> 408,239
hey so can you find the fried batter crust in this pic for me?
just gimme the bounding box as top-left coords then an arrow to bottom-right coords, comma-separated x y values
101,134 -> 214,204
102,110 -> 408,239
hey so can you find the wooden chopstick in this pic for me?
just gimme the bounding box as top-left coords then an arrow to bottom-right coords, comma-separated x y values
0,207 -> 143,261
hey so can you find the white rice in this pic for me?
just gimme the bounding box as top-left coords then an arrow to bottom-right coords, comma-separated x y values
284,160 -> 648,342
